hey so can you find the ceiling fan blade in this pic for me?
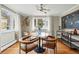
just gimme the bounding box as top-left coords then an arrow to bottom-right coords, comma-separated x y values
40,4 -> 46,7
42,8 -> 50,11
42,11 -> 47,14
36,4 -> 50,13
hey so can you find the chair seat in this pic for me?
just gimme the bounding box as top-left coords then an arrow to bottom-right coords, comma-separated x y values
21,44 -> 37,52
43,43 -> 56,49
42,35 -> 57,54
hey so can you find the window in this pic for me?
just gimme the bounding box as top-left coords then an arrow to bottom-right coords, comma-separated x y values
0,7 -> 15,31
32,17 -> 49,32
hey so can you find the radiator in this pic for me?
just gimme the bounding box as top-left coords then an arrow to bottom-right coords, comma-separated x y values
0,30 -> 17,52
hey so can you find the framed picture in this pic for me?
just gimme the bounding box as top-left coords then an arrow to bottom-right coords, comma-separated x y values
61,10 -> 79,29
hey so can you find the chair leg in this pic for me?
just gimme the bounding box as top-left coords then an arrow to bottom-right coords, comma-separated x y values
45,47 -> 48,54
47,48 -> 49,54
54,47 -> 57,54
54,49 -> 55,54
19,42 -> 21,54
55,47 -> 57,54
47,48 -> 49,53
54,40 -> 57,54
25,52 -> 28,54
54,47 -> 56,54
19,49 -> 21,54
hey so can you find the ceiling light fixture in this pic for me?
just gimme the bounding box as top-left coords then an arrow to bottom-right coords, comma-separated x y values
36,4 -> 50,14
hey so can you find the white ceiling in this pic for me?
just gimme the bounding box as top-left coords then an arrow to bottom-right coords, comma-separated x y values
4,4 -> 76,16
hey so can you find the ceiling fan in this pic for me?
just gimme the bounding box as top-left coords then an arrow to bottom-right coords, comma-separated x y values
36,4 -> 50,14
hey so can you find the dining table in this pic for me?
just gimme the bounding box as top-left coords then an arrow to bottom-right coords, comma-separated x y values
24,31 -> 50,53
34,32 -> 49,53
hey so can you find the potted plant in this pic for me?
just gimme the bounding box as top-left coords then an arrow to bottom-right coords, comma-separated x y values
37,19 -> 44,35
38,19 -> 44,29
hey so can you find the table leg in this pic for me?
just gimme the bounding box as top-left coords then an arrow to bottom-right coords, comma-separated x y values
35,37 -> 45,53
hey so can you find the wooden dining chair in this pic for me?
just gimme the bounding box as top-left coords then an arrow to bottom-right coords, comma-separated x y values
42,35 -> 57,54
19,36 -> 38,54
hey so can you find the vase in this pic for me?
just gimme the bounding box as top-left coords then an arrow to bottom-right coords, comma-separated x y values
74,29 -> 77,35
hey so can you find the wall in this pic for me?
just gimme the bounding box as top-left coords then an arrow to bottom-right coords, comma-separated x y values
30,16 -> 50,32
18,15 -> 60,36
0,5 -> 22,39
0,30 -> 16,52
0,5 -> 22,40
62,5 -> 79,17
0,5 -> 1,19
15,14 -> 22,39
0,5 -> 23,52
20,15 -> 31,36
61,5 -> 79,31
30,16 -> 60,36
50,16 -> 60,36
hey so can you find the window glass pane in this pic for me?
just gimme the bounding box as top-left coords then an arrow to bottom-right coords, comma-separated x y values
0,7 -> 15,31
33,17 -> 49,31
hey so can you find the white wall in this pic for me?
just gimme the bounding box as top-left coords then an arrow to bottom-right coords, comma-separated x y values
0,5 -> 22,52
15,14 -> 22,39
50,16 -> 60,36
62,5 -> 79,16
20,15 -> 31,33
31,16 -> 51,32
30,16 -> 60,36
0,5 -> 1,19
0,30 -> 17,52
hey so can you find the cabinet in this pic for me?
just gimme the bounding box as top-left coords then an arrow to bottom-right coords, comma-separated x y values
61,31 -> 79,50
70,35 -> 79,49
56,30 -> 62,38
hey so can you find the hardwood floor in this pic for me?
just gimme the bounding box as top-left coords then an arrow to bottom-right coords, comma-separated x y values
1,39 -> 79,54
